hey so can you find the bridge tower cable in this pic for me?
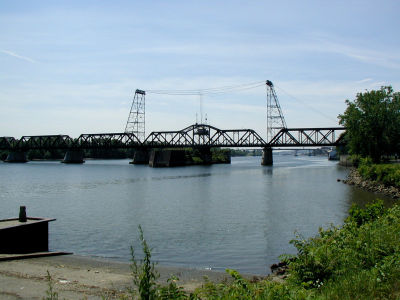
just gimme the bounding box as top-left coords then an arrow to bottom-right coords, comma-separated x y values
125,89 -> 146,141
265,80 -> 286,141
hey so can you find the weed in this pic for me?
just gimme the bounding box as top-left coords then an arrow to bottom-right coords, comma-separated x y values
157,276 -> 187,300
130,225 -> 160,300
42,270 -> 59,300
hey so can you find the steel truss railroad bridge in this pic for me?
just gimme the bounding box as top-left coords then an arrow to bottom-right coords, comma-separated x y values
0,123 -> 345,151
0,81 -> 346,165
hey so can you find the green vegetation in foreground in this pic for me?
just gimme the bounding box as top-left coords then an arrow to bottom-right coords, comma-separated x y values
44,201 -> 400,299
192,200 -> 400,300
356,157 -> 400,188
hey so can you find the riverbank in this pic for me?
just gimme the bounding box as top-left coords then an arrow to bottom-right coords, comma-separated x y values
0,254 -> 243,299
342,167 -> 400,199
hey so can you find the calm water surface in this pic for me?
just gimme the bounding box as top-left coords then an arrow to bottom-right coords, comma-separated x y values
0,155 -> 387,274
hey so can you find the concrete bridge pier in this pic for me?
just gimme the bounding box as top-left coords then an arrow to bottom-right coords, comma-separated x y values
62,150 -> 84,164
149,149 -> 186,167
130,149 -> 150,164
5,151 -> 28,163
261,147 -> 273,166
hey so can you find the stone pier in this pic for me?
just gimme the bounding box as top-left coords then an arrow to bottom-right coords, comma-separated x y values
62,150 -> 84,164
261,147 -> 273,165
4,152 -> 27,163
149,149 -> 187,167
130,149 -> 150,164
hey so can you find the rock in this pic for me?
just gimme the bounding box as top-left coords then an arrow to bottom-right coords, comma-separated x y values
270,260 -> 290,278
343,167 -> 400,199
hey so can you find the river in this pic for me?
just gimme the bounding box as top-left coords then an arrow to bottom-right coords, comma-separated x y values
0,154 -> 388,275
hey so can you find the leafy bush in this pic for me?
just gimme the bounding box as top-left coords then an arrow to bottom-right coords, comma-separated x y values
347,199 -> 385,226
358,158 -> 400,187
349,154 -> 362,167
157,276 -> 187,300
287,201 -> 400,299
193,270 -> 308,300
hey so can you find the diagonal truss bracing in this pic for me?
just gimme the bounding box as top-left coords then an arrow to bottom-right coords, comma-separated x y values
76,133 -> 142,149
4,135 -> 75,150
145,124 -> 267,148
0,124 -> 346,151
268,128 -> 346,147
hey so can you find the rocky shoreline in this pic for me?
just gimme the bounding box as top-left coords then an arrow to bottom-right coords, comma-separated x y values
341,168 -> 400,199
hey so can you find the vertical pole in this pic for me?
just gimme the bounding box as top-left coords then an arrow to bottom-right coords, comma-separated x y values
19,206 -> 27,222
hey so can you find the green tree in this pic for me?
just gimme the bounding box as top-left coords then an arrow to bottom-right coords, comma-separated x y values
338,86 -> 400,163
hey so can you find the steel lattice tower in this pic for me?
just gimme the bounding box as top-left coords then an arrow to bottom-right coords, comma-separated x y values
125,89 -> 146,141
266,80 -> 286,141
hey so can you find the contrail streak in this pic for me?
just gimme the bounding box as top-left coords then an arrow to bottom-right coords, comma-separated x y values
1,49 -> 37,63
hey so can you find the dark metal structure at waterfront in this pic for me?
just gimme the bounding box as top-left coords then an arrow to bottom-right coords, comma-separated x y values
0,124 -> 345,151
0,80 -> 346,165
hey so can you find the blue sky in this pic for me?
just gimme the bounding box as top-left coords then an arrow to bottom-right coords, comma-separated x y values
1,0 -> 399,139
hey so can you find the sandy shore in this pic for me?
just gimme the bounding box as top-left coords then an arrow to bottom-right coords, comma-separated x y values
0,254 -> 256,299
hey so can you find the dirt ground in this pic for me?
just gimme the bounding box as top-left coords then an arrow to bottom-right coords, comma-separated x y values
0,254 -> 240,299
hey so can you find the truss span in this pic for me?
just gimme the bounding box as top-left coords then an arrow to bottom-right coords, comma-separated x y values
0,124 -> 345,151
145,124 -> 267,148
3,135 -> 74,150
76,133 -> 142,149
268,127 -> 346,147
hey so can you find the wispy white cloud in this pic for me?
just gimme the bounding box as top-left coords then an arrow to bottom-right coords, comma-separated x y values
314,40 -> 400,70
120,35 -> 400,72
0,75 -> 399,137
1,49 -> 37,63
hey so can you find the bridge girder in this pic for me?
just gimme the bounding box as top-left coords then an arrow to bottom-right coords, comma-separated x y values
3,135 -> 74,151
268,128 -> 346,147
0,137 -> 15,150
76,133 -> 142,149
145,124 -> 267,148
0,124 -> 346,151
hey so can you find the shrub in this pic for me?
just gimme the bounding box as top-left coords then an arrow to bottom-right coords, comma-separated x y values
193,269 -> 307,300
357,158 -> 400,187
347,199 -> 385,226
287,201 -> 400,299
130,225 -> 159,300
